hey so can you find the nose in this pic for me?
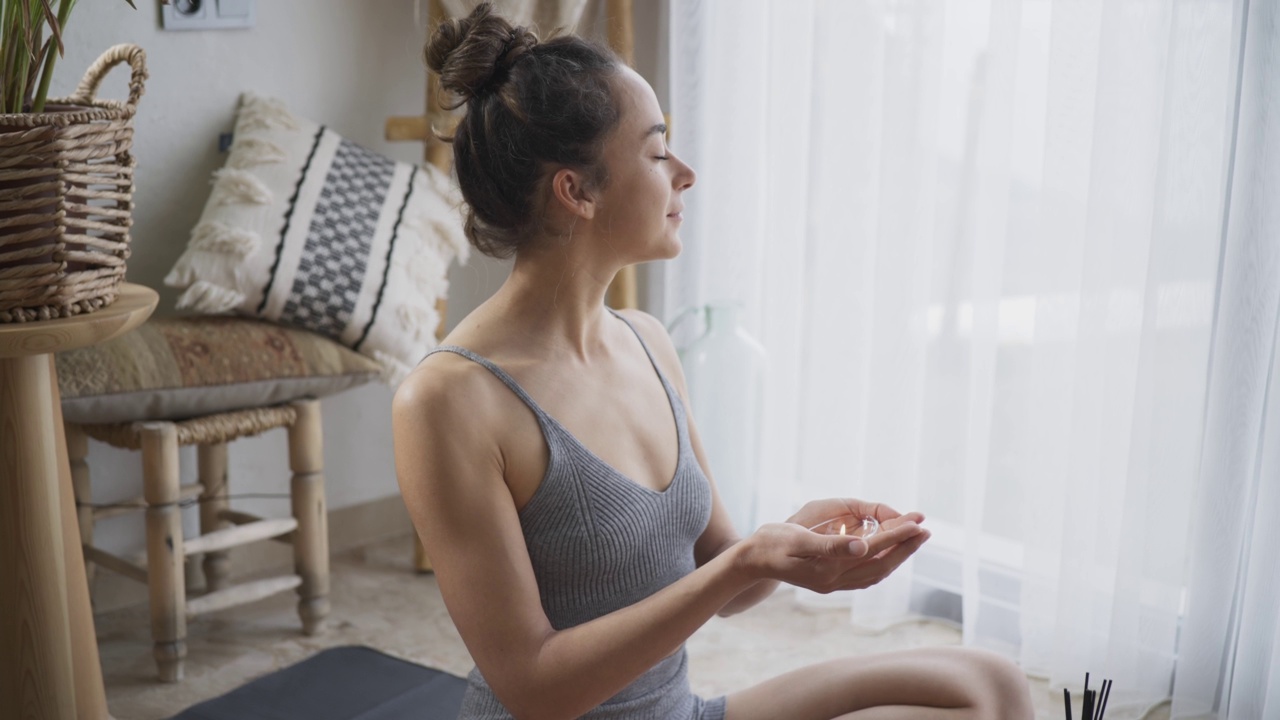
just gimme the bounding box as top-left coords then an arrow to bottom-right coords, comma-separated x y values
672,152 -> 696,191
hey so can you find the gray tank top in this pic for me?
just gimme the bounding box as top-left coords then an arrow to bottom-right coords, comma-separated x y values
426,310 -> 727,720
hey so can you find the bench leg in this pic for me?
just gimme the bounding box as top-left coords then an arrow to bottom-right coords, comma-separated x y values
197,442 -> 231,592
141,422 -> 187,683
288,399 -> 329,636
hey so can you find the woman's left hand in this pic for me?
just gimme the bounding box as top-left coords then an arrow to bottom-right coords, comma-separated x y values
790,498 -> 931,585
786,498 -> 925,535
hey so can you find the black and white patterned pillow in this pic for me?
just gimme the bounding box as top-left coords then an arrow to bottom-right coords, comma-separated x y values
164,92 -> 468,383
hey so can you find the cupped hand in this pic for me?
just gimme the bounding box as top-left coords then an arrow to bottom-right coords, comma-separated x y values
786,497 -> 925,533
736,498 -> 930,594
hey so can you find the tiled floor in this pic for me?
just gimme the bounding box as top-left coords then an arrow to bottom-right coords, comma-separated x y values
98,534 -> 1170,720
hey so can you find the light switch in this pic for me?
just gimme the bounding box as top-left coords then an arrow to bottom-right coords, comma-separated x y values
161,0 -> 256,30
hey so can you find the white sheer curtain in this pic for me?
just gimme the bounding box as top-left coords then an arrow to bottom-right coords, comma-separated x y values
1171,1 -> 1280,717
659,0 -> 1277,714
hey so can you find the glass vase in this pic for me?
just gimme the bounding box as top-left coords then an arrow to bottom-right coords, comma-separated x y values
670,303 -> 767,536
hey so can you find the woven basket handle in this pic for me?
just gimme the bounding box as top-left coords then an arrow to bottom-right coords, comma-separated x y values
70,44 -> 148,114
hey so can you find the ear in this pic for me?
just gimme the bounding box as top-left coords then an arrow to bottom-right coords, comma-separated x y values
549,167 -> 597,220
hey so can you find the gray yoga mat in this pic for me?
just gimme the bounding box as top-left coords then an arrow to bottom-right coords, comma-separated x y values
171,645 -> 468,720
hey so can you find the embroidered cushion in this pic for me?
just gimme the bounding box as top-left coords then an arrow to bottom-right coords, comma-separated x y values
57,316 -> 382,424
162,92 -> 468,383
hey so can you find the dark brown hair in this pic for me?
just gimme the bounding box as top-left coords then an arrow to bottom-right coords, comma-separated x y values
425,2 -> 623,258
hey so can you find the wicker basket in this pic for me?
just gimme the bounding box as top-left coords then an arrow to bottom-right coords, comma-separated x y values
0,44 -> 147,323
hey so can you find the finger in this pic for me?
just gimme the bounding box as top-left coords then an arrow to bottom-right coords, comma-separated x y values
835,529 -> 931,589
789,499 -> 872,528
861,520 -> 924,557
867,529 -> 931,577
860,502 -> 924,524
847,500 -> 902,522
798,530 -> 870,559
879,513 -> 925,532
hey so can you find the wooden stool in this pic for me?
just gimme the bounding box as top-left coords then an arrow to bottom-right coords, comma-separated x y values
68,399 -> 330,682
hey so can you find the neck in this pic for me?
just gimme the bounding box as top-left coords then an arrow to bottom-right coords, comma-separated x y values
487,237 -> 625,361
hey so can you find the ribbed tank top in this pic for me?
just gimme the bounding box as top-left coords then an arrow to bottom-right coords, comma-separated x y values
425,309 -> 727,720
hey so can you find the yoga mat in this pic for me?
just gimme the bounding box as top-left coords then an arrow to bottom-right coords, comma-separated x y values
171,645 -> 468,720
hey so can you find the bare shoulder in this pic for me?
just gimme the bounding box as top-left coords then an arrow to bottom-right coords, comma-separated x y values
614,308 -> 689,391
393,350 -> 500,427
391,350 -> 512,483
391,349 -> 519,550
615,308 -> 676,353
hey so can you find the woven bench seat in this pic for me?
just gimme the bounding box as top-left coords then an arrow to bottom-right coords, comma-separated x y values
56,315 -> 380,682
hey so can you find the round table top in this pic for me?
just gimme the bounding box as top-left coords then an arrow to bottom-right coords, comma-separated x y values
0,283 -> 158,358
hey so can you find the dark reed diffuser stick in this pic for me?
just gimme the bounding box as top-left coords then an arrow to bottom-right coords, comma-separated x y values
1082,673 -> 1092,720
1097,680 -> 1112,720
1064,688 -> 1072,720
1085,671 -> 1095,717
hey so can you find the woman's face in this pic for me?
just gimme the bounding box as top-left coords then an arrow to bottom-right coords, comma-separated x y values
591,68 -> 696,263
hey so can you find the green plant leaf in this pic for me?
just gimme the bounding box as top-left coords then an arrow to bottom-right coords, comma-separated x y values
37,0 -> 59,56
18,0 -> 33,57
3,0 -> 21,111
12,0 -> 35,110
2,0 -> 131,113
24,32 -> 48,99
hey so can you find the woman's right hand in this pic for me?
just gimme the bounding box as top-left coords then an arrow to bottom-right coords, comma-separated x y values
733,511 -> 930,594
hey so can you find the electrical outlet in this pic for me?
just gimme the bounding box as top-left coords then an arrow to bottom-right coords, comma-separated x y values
161,0 -> 256,31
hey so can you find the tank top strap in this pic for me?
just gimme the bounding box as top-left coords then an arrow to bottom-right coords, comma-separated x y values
426,309 -> 679,426
424,345 -> 555,425
606,309 -> 683,409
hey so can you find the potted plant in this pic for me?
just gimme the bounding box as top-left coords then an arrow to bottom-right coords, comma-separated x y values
0,0 -> 147,322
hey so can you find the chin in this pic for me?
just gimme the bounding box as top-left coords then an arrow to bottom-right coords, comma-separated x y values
654,233 -> 683,260
627,231 -> 683,264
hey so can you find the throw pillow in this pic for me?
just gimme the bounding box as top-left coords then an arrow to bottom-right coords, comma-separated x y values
57,316 -> 382,424
163,92 -> 468,383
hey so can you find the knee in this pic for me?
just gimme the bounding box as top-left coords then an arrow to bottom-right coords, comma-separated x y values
958,648 -> 1034,720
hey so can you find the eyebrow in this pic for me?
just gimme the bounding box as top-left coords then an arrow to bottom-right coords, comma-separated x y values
645,123 -> 667,138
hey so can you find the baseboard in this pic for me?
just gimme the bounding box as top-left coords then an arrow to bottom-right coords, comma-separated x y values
89,494 -> 415,615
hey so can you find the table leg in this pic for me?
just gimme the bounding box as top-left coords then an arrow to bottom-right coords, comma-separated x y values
50,355 -> 110,719
0,353 -> 77,718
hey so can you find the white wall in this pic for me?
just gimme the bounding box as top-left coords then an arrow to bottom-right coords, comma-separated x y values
57,0 -> 663,558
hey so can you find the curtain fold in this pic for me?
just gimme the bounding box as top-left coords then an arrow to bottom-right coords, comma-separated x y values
666,1 -> 1272,714
1171,1 -> 1280,717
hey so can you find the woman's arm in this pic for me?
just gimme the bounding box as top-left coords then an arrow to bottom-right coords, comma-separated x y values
616,310 -> 927,617
687,409 -> 782,617
393,354 -> 926,720
613,310 -> 788,615
612,311 -> 765,565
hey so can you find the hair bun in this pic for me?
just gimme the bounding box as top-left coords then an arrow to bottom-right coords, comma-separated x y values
425,2 -> 538,105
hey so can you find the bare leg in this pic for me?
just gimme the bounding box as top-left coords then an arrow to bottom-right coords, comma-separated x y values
724,647 -> 1033,720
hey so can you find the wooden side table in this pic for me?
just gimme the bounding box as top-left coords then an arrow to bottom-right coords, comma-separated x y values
0,283 -> 157,720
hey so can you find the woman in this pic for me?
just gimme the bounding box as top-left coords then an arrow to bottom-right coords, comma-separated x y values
392,4 -> 1035,719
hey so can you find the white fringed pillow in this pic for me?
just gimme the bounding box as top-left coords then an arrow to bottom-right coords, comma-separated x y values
164,92 -> 468,383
